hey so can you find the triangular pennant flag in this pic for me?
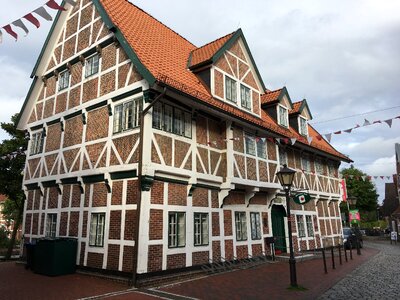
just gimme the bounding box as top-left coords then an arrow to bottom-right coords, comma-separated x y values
255,137 -> 261,142
324,133 -> 332,143
373,120 -> 381,124
363,119 -> 371,126
374,176 -> 378,179
354,124 -> 360,129
290,138 -> 297,145
386,176 -> 391,180
3,25 -> 18,40
46,0 -> 66,11
334,130 -> 342,135
261,138 -> 266,143
384,119 -> 393,128
367,176 -> 372,181
24,13 -> 40,28
396,116 -> 400,119
307,136 -> 313,144
315,135 -> 322,141
12,19 -> 29,36
282,138 -> 288,144
64,0 -> 77,6
361,176 -> 366,181
380,176 -> 384,179
34,7 -> 53,21
344,128 -> 352,133
267,137 -> 274,143
349,175 -> 354,179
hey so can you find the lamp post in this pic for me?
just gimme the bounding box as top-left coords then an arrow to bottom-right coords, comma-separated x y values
276,164 -> 297,288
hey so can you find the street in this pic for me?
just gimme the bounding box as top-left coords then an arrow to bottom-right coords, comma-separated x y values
320,238 -> 400,299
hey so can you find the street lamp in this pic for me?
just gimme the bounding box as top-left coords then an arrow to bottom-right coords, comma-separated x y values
276,164 -> 297,288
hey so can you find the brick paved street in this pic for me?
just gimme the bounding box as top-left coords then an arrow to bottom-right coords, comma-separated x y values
319,238 -> 400,299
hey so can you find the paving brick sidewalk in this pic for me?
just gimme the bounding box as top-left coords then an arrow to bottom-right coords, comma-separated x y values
0,246 -> 378,300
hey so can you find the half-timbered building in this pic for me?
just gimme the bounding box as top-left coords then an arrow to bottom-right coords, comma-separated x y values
17,0 -> 351,282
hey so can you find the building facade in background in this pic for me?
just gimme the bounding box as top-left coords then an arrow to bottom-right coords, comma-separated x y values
17,0 -> 351,280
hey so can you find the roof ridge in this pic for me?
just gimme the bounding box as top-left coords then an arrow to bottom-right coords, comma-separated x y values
193,30 -> 236,52
264,88 -> 282,94
116,0 -> 196,48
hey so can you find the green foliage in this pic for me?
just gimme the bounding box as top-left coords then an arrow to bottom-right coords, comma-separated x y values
360,220 -> 388,230
341,166 -> 379,214
0,227 -> 10,248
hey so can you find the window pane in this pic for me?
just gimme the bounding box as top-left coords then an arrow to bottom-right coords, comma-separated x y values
184,112 -> 192,138
113,105 -> 123,133
123,101 -> 134,130
245,135 -> 256,155
241,85 -> 251,109
89,215 -> 97,246
152,102 -> 162,129
173,108 -> 183,135
201,215 -> 209,245
177,213 -> 185,246
256,139 -> 266,159
168,213 -> 177,247
164,105 -> 173,132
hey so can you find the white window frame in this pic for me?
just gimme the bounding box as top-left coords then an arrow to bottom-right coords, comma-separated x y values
256,138 -> 267,159
301,155 -> 311,172
296,215 -> 306,238
250,212 -> 262,240
30,131 -> 44,155
245,134 -> 256,156
152,102 -> 192,138
113,97 -> 142,134
168,212 -> 186,248
240,84 -> 251,110
89,213 -> 105,247
45,213 -> 57,238
194,213 -> 209,246
225,75 -> 237,103
58,70 -> 70,91
235,211 -> 247,241
85,53 -> 99,77
278,104 -> 289,127
279,149 -> 288,166
306,215 -> 314,237
299,116 -> 308,136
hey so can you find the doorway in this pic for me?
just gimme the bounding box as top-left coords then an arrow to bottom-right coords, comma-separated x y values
271,205 -> 287,253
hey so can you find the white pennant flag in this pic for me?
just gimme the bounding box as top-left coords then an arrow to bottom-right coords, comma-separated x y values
307,136 -> 313,144
363,119 -> 371,126
64,0 -> 77,6
384,119 -> 393,128
261,138 -> 266,143
325,133 -> 332,143
34,7 -> 53,21
386,176 -> 391,180
361,176 -> 366,181
290,138 -> 297,145
12,19 -> 29,36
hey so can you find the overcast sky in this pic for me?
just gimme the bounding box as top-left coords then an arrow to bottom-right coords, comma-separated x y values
1,0 -> 399,202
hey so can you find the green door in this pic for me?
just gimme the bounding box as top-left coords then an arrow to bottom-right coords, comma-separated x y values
271,205 -> 287,253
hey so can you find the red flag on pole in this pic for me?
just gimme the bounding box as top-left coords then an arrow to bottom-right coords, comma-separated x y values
3,25 -> 18,40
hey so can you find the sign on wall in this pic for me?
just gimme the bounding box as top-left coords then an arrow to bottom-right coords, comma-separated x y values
293,193 -> 311,205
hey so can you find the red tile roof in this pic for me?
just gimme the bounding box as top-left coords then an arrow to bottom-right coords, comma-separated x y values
261,89 -> 282,105
290,101 -> 302,114
189,32 -> 235,68
99,0 -> 350,162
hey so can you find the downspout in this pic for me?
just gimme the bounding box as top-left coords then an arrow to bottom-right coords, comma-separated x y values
131,86 -> 167,287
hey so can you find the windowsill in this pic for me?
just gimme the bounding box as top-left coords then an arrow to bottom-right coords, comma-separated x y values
112,126 -> 140,136
58,87 -> 68,92
84,72 -> 99,79
152,127 -> 192,140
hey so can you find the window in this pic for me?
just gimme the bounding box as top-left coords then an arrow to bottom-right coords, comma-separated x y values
85,54 -> 99,77
30,131 -> 44,155
250,212 -> 262,240
152,102 -> 192,138
225,76 -> 237,103
240,84 -> 251,110
301,155 -> 311,172
299,117 -> 308,136
58,70 -> 70,91
89,213 -> 105,247
168,212 -> 185,248
194,213 -> 209,246
315,158 -> 323,174
328,161 -> 336,177
306,215 -> 314,237
235,212 -> 247,241
279,149 -> 288,166
296,215 -> 306,238
256,138 -> 267,159
113,98 -> 142,133
278,105 -> 288,127
245,134 -> 256,156
45,213 -> 57,238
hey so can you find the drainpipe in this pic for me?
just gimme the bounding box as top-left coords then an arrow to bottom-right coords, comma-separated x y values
131,86 -> 166,287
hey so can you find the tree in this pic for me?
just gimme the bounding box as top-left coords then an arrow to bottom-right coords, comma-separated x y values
340,165 -> 379,222
0,114 -> 27,260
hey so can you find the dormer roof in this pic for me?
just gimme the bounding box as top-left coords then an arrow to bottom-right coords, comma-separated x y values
261,87 -> 293,109
289,99 -> 313,120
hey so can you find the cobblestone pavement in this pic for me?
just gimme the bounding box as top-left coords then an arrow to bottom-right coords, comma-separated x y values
319,238 -> 400,300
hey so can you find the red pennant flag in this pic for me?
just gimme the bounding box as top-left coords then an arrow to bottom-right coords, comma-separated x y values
367,176 -> 371,181
24,13 -> 40,28
316,135 -> 322,141
267,137 -> 274,143
3,25 -> 18,40
380,176 -> 384,179
283,138 -> 289,144
255,137 -> 261,142
46,0 -> 66,11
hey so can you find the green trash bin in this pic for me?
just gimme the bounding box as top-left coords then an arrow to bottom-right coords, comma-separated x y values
34,238 -> 77,276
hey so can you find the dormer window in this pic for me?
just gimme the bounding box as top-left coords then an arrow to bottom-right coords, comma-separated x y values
225,76 -> 237,103
299,116 -> 308,136
278,105 -> 288,127
240,84 -> 251,110
85,54 -> 99,77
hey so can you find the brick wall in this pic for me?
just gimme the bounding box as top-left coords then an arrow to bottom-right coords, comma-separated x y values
192,251 -> 209,266
86,106 -> 109,142
212,212 -> 220,236
224,240 -> 234,260
236,245 -> 248,260
69,211 -> 79,237
192,188 -> 208,207
148,245 -> 163,272
251,244 -> 262,256
168,183 -> 187,206
92,183 -> 107,207
212,241 -> 221,261
109,210 -> 121,240
126,180 -> 138,204
149,209 -> 163,240
224,191 -> 245,205
124,210 -> 136,240
107,244 -> 120,271
151,181 -> 164,204
223,210 -> 232,236
112,181 -> 123,205
167,253 -> 186,270
122,246 -> 134,273
87,252 -> 103,269
59,212 -> 68,236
